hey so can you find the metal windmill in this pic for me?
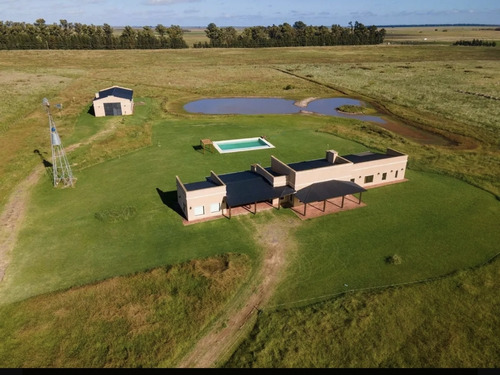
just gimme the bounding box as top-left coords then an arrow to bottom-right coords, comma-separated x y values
42,98 -> 75,188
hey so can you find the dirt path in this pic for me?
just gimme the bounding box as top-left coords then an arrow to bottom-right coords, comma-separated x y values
177,217 -> 299,368
0,166 -> 44,281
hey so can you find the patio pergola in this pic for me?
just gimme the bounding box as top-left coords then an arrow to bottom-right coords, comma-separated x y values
295,180 -> 366,216
219,171 -> 295,218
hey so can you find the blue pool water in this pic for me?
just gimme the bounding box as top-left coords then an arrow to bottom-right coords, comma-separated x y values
213,137 -> 275,153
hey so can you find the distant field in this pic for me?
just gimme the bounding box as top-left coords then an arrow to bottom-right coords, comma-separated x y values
182,28 -> 209,47
384,26 -> 500,44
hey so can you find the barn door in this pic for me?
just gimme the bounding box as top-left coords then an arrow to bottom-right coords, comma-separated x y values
104,102 -> 122,116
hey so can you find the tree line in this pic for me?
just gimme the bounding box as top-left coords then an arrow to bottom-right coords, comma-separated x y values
0,19 -> 386,50
453,39 -> 496,47
195,21 -> 386,48
0,19 -> 188,49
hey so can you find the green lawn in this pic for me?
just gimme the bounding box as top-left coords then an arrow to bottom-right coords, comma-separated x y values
0,112 -> 367,304
1,108 -> 499,309
272,169 -> 500,308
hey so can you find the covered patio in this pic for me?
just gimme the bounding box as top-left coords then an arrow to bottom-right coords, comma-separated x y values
220,171 -> 295,219
294,180 -> 367,219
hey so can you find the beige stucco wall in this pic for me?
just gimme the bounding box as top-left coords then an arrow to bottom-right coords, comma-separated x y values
270,156 -> 294,187
93,96 -> 134,117
350,154 -> 408,187
254,164 -> 287,187
293,163 -> 354,190
176,176 -> 227,221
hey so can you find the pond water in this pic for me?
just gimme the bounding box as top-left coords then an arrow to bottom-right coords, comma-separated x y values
184,97 -> 454,146
184,97 -> 386,124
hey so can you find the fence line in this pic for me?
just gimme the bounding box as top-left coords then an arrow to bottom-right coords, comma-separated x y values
265,252 -> 500,311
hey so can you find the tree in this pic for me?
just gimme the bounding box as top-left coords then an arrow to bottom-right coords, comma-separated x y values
120,26 -> 136,48
166,25 -> 187,48
205,23 -> 222,47
137,26 -> 157,48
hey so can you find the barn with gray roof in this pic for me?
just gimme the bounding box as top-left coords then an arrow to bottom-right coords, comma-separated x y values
93,86 -> 134,117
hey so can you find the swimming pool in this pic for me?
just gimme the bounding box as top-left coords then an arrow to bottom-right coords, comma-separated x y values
213,137 -> 275,154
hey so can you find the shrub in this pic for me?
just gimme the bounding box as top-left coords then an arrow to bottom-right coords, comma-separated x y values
385,254 -> 403,265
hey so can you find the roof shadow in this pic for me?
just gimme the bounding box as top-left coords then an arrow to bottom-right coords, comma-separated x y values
156,188 -> 186,219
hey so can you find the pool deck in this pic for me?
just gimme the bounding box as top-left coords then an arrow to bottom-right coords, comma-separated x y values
212,137 -> 274,154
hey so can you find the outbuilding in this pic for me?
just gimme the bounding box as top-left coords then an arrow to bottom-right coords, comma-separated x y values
93,86 -> 134,117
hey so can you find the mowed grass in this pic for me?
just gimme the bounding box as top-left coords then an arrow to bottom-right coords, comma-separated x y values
0,253 -> 251,367
0,114 -> 367,304
271,169 -> 500,307
226,255 -> 500,368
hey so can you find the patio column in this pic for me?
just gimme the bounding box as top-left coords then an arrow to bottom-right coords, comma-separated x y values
358,192 -> 363,204
341,195 -> 345,208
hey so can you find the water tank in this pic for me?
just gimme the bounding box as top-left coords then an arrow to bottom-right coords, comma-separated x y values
51,131 -> 61,146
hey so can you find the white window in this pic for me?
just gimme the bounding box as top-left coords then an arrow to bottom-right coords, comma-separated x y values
210,203 -> 221,213
194,205 -> 205,216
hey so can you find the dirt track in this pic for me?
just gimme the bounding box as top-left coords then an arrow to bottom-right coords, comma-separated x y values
177,217 -> 299,368
0,166 -> 44,282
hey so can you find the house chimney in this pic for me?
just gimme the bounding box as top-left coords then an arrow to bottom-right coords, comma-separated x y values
326,150 -> 338,164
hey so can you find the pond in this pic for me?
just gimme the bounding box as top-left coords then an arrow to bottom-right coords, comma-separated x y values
184,97 -> 386,124
183,97 -> 454,146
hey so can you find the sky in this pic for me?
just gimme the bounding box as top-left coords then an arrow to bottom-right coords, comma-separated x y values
0,0 -> 499,27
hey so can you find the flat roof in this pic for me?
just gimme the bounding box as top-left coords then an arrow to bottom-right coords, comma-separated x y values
217,171 -> 295,207
296,179 -> 366,204
264,167 -> 286,177
184,179 -> 219,191
342,151 -> 395,164
287,159 -> 332,171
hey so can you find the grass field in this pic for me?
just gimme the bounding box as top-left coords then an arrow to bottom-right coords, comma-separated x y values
0,27 -> 499,367
226,255 -> 500,368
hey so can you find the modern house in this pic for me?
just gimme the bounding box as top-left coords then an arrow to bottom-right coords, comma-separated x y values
93,86 -> 134,117
176,149 -> 408,222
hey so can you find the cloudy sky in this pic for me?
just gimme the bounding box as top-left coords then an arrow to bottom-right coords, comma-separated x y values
0,0 -> 498,27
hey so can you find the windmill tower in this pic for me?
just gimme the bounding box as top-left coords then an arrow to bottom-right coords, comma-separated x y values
42,98 -> 75,188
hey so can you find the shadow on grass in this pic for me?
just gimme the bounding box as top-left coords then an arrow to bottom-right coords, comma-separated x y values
34,149 -> 54,184
156,188 -> 186,219
192,144 -> 203,153
87,104 -> 95,116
